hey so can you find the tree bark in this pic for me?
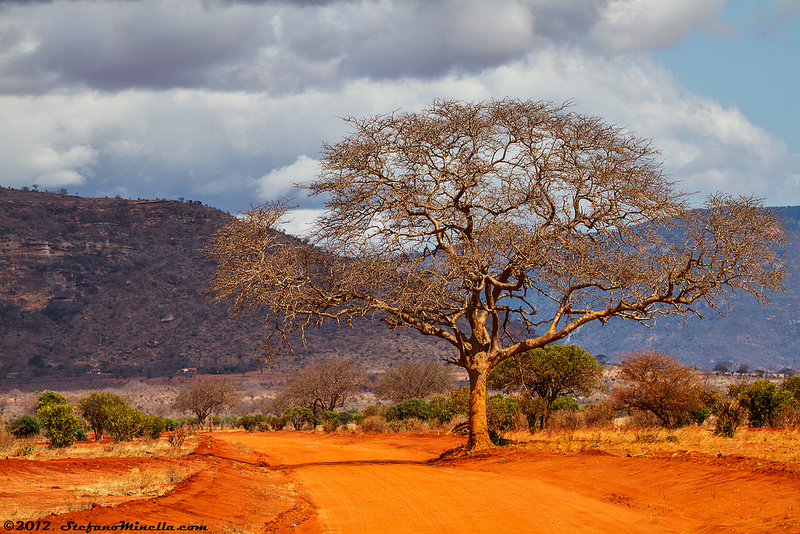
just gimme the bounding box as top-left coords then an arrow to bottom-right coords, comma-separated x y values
466,354 -> 494,451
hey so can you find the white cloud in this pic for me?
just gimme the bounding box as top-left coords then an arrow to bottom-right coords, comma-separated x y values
590,0 -> 726,52
0,0 -> 797,214
254,155 -> 320,200
276,208 -> 325,238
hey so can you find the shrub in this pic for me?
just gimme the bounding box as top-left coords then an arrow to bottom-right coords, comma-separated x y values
38,403 -> 81,448
236,414 -> 268,431
360,415 -> 388,433
713,400 -> 744,438
107,405 -> 147,442
361,405 -> 387,417
584,402 -> 615,429
321,411 -> 342,433
143,416 -> 166,439
78,392 -> 128,441
6,415 -> 41,438
36,390 -> 69,412
429,395 -> 455,424
550,410 -> 583,430
162,418 -> 181,432
283,407 -> 314,430
486,394 -> 518,431
265,415 -> 285,430
730,380 -> 793,427
610,351 -> 702,428
167,428 -> 187,448
781,376 -> 800,402
385,398 -> 432,422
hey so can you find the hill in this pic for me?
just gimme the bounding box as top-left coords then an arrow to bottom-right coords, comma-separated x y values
0,187 -> 453,387
1,187 -> 798,388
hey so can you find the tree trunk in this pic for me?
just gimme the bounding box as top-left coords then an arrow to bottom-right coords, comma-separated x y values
466,356 -> 494,451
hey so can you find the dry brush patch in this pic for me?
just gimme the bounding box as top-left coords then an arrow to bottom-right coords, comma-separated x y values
505,426 -> 800,463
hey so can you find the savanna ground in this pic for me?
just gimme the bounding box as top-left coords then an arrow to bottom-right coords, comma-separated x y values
2,427 -> 800,533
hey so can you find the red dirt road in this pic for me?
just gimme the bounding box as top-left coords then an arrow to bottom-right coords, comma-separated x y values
219,432 -> 800,533
3,432 -> 800,533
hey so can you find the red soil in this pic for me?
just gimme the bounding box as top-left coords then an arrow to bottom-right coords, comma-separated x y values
2,432 -> 799,533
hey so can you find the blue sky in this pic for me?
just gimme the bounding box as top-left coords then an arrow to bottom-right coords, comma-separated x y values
0,0 -> 797,234
657,1 -> 800,152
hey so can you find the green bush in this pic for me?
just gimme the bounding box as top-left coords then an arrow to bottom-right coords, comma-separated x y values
730,380 -> 793,427
321,411 -> 342,432
713,400 -> 743,438
76,428 -> 90,442
163,418 -> 181,432
37,403 -> 81,448
385,398 -> 432,421
236,414 -> 268,431
143,416 -> 166,439
107,405 -> 147,442
487,394 -> 518,431
429,395 -> 455,423
551,396 -> 579,412
283,407 -> 314,430
36,390 -> 69,412
6,416 -> 41,438
781,376 -> 800,402
265,415 -> 285,430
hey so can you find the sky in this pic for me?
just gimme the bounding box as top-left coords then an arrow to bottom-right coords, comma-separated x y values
0,0 -> 798,235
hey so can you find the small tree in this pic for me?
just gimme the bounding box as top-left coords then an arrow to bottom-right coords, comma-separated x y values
488,345 -> 603,429
610,350 -> 701,428
78,392 -> 129,441
374,361 -> 455,402
36,393 -> 81,448
283,407 -> 315,430
730,380 -> 793,427
6,415 -> 41,438
173,378 -> 241,431
279,358 -> 365,416
106,405 -> 147,442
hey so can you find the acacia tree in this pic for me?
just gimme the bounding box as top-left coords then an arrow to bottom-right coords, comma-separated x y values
278,357 -> 365,416
173,378 -> 241,431
205,98 -> 785,450
488,345 -> 604,429
374,361 -> 455,402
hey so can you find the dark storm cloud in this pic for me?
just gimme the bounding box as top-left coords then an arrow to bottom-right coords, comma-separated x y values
0,0 -> 616,94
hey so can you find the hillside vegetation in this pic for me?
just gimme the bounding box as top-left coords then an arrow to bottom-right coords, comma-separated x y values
0,188 -> 452,385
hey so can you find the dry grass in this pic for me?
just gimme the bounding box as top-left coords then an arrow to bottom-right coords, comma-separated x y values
6,497 -> 97,521
5,435 -> 198,460
505,426 -> 800,462
68,466 -> 190,497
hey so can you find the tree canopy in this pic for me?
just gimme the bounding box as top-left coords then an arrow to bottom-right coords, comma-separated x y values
278,357 -> 365,415
205,98 -> 785,450
610,350 -> 702,428
488,345 -> 603,429
375,361 -> 455,402
173,378 -> 241,431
